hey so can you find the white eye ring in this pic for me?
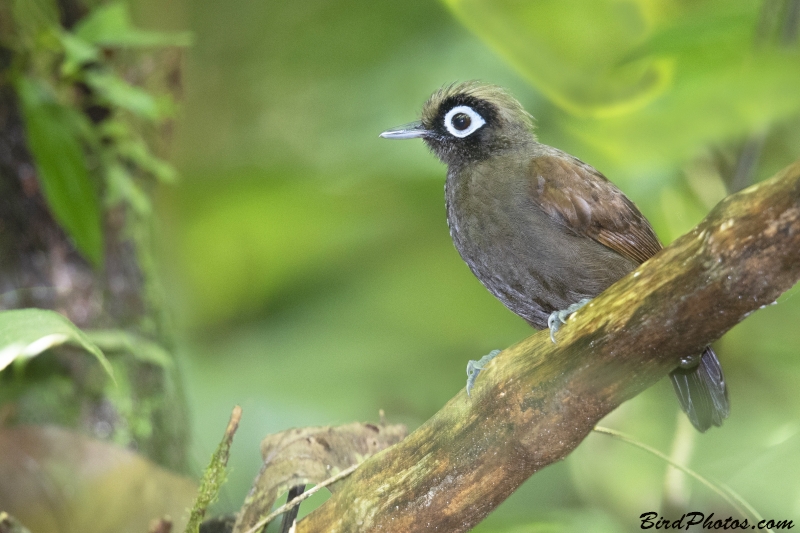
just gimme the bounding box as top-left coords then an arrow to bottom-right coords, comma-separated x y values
443,105 -> 486,138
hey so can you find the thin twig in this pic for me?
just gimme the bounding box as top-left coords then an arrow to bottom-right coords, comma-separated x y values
243,463 -> 360,533
592,426 -> 771,532
717,482 -> 770,530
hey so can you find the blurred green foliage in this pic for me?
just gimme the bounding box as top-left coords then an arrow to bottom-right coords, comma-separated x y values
0,309 -> 112,375
14,75 -> 103,263
2,0 -> 196,482
126,0 -> 800,530
446,0 -> 800,175
5,0 -> 186,265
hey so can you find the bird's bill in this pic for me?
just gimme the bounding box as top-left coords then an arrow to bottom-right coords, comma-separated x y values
379,121 -> 429,139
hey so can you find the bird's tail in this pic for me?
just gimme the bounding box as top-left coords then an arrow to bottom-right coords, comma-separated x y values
669,346 -> 729,432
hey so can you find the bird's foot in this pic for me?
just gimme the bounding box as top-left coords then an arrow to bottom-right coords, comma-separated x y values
547,298 -> 591,343
466,349 -> 501,398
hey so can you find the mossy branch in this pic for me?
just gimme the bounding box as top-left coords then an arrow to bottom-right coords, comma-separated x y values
296,160 -> 800,532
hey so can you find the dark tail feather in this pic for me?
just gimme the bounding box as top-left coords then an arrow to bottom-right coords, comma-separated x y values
669,346 -> 729,432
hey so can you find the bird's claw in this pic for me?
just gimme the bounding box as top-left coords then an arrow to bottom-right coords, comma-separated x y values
547,313 -> 560,343
547,298 -> 591,343
466,349 -> 501,397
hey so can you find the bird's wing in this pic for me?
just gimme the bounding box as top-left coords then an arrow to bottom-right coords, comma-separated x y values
528,153 -> 662,264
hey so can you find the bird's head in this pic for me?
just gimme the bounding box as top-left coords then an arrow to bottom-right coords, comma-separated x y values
381,81 -> 536,166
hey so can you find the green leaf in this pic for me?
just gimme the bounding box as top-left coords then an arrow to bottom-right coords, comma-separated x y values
84,70 -> 159,120
444,0 -> 800,172
58,31 -> 100,78
74,1 -> 192,48
443,0 -> 674,118
105,163 -> 152,215
14,76 -> 104,265
116,137 -> 178,183
85,330 -> 171,368
632,7 -> 755,62
0,309 -> 113,378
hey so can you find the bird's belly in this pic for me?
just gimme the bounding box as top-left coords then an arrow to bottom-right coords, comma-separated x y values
448,203 -> 637,330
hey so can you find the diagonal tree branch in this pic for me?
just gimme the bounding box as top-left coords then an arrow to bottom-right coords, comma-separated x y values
296,160 -> 800,533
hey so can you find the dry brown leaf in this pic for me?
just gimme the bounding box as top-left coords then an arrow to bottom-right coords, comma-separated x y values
233,420 -> 406,532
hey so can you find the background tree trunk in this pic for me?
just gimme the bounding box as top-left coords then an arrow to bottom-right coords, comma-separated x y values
0,0 -> 189,471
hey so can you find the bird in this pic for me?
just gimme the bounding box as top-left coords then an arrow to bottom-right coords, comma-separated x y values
380,81 -> 729,432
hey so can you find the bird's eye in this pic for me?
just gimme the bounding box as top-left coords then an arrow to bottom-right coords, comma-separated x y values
444,105 -> 486,138
452,113 -> 470,130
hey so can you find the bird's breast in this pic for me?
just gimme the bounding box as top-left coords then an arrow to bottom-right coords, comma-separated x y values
444,161 -> 636,329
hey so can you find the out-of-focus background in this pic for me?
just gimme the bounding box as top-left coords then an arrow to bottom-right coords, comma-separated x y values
135,0 -> 800,530
6,0 -> 800,531
145,0 -> 800,530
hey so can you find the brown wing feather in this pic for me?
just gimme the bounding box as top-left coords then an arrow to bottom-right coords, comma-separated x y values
528,153 -> 662,265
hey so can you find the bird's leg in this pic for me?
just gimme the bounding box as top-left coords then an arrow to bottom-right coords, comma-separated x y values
466,349 -> 501,397
548,298 -> 591,343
